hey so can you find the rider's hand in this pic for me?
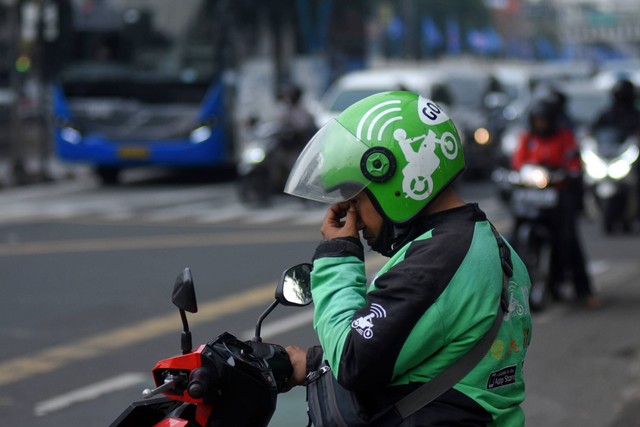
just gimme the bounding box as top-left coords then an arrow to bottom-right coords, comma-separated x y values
320,202 -> 359,240
284,346 -> 307,390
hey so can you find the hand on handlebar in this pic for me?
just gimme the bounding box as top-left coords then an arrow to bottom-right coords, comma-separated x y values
283,346 -> 308,391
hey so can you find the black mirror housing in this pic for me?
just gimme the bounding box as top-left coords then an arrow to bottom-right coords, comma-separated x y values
172,268 -> 198,313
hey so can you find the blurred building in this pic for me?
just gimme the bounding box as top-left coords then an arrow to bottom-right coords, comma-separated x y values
557,0 -> 640,59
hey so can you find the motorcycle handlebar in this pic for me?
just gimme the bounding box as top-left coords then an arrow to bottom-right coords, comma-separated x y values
249,341 -> 293,392
187,367 -> 215,399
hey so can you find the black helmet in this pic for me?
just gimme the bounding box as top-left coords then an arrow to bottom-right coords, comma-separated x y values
532,83 -> 566,114
612,79 -> 636,107
528,99 -> 558,137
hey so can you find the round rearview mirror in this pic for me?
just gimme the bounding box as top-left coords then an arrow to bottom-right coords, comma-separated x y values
276,263 -> 313,306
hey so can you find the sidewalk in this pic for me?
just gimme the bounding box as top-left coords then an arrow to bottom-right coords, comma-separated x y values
0,154 -> 86,188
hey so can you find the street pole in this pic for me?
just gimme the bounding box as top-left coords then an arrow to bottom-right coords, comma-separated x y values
6,0 -> 26,185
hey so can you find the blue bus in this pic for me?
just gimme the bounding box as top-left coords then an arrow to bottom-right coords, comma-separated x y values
52,0 -> 235,184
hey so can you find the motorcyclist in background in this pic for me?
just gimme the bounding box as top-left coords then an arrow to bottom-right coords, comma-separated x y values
591,78 -> 640,219
273,84 -> 318,188
592,79 -> 640,141
512,98 -> 601,309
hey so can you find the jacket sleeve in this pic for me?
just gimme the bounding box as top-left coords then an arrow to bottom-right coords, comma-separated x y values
310,237 -> 367,382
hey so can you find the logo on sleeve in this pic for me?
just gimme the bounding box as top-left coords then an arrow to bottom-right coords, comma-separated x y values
351,303 -> 386,339
486,365 -> 517,389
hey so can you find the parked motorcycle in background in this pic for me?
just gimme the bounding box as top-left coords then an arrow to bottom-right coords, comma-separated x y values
581,127 -> 639,234
495,164 -> 567,311
237,120 -> 286,206
236,119 -> 313,206
111,263 -> 313,427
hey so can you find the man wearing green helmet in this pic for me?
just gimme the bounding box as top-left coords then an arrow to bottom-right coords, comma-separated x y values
284,91 -> 532,425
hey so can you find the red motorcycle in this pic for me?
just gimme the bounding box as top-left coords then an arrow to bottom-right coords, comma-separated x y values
110,264 -> 313,427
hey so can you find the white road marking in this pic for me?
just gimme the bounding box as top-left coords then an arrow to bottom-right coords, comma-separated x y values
33,372 -> 148,416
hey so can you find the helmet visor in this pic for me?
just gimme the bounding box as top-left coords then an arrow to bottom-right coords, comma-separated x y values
284,119 -> 370,204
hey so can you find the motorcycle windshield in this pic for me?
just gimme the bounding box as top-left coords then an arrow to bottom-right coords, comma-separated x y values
284,119 -> 370,204
593,127 -> 628,157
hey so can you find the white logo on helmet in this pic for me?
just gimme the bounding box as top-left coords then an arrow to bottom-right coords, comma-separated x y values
356,100 -> 403,142
394,132 -> 459,201
418,96 -> 450,125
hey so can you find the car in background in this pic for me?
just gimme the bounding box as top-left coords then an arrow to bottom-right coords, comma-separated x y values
310,67 -> 450,128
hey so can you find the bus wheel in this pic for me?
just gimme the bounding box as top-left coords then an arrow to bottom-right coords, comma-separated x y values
95,166 -> 121,185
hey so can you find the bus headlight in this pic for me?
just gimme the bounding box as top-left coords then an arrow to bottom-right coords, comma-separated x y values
190,126 -> 212,144
61,127 -> 82,144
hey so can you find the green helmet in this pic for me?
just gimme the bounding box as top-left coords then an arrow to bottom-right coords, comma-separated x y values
284,91 -> 465,224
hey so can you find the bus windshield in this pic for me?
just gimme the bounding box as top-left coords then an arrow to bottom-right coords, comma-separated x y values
61,0 -> 221,100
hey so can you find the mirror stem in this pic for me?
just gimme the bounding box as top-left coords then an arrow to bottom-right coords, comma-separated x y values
179,310 -> 192,354
253,300 -> 279,342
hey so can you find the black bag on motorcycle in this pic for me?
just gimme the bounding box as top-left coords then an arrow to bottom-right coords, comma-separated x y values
305,353 -> 399,427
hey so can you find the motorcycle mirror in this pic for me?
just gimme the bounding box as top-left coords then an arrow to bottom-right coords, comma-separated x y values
172,268 -> 197,354
252,263 -> 313,342
172,268 -> 198,314
275,263 -> 313,306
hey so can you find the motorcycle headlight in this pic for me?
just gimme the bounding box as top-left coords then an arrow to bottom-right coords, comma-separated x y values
582,149 -> 608,180
620,144 -> 640,166
608,160 -> 631,180
241,146 -> 266,164
520,165 -> 550,188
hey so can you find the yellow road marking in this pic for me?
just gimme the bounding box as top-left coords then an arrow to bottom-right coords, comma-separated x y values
0,283 -> 275,387
0,254 -> 388,387
0,229 -> 320,257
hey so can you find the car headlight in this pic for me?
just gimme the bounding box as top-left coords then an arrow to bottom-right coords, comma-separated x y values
473,127 -> 490,145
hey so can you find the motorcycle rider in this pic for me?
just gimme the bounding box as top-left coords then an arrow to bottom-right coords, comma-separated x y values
284,91 -> 532,425
591,78 -> 640,220
511,98 -> 601,309
592,78 -> 640,141
273,84 -> 317,189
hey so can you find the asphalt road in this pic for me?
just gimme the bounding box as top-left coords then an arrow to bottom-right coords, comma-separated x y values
0,173 -> 639,426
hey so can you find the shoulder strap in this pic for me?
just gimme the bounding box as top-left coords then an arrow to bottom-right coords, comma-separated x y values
393,223 -> 511,419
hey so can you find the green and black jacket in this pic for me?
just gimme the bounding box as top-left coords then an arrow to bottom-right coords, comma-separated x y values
310,204 -> 532,426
